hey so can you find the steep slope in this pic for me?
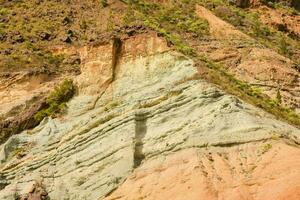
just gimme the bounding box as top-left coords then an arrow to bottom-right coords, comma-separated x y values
1,0 -> 299,144
0,34 -> 299,200
0,0 -> 300,200
0,0 -> 128,72
123,0 -> 299,126
195,5 -> 300,113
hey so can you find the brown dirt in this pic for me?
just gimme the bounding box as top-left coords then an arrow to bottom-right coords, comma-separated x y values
195,5 -> 300,113
255,5 -> 300,38
0,70 -> 73,144
0,0 -> 128,72
0,71 -> 56,118
105,141 -> 300,200
195,5 -> 250,40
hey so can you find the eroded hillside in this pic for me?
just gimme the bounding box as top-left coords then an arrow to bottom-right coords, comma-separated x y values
0,0 -> 299,200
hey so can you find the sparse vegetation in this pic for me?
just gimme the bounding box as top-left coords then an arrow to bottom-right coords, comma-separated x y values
1,0 -> 299,136
127,0 -> 300,127
251,13 -> 271,37
123,5 -> 137,25
276,90 -> 282,104
34,79 -> 76,122
137,90 -> 183,109
126,0 -> 208,56
261,143 -> 272,154
12,147 -> 26,159
100,0 -> 108,8
76,177 -> 86,186
271,132 -> 281,140
278,34 -> 290,55
197,0 -> 300,60
0,0 -> 126,72
262,0 -> 300,14
75,160 -> 81,165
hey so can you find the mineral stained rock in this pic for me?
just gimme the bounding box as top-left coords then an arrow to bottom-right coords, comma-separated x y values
0,34 -> 299,200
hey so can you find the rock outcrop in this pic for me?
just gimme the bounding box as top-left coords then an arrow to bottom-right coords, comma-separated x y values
196,5 -> 300,113
106,143 -> 300,200
0,34 -> 299,200
0,71 -> 67,144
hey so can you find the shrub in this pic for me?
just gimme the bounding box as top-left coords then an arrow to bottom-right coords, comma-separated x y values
278,35 -> 290,55
155,6 -> 209,37
276,89 -> 282,104
34,79 -> 76,122
214,6 -> 244,27
123,6 -> 136,25
0,8 -> 8,16
80,20 -> 88,30
250,13 -> 271,37
100,0 -> 108,8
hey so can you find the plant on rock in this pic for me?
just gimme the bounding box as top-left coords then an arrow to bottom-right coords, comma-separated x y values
34,79 -> 76,122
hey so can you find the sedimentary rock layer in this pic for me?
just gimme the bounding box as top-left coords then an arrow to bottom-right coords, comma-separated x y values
0,34 -> 299,200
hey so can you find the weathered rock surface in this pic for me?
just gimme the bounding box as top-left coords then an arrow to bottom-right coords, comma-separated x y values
0,71 -> 70,144
0,34 -> 299,200
106,142 -> 300,200
0,72 -> 56,118
196,5 -> 300,113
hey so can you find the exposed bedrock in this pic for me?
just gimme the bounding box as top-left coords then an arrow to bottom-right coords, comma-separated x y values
0,34 -> 299,200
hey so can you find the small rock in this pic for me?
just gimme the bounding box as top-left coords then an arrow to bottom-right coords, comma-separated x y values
9,31 -> 25,44
62,16 -> 71,25
67,29 -> 74,37
0,32 -> 6,41
215,6 -> 233,18
60,35 -> 72,43
38,32 -> 51,41
0,17 -> 9,23
23,15 -> 30,21
0,48 -> 12,55
276,23 -> 288,32
16,151 -> 26,159
14,35 -> 25,43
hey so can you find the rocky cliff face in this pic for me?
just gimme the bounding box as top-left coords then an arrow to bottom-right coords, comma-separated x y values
0,34 -> 299,200
1,0 -> 300,199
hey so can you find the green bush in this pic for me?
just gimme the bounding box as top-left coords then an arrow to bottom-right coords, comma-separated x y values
100,0 -> 108,7
251,14 -> 271,37
278,35 -> 290,55
155,6 -> 209,37
214,6 -> 245,27
34,79 -> 76,122
0,8 -> 8,16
